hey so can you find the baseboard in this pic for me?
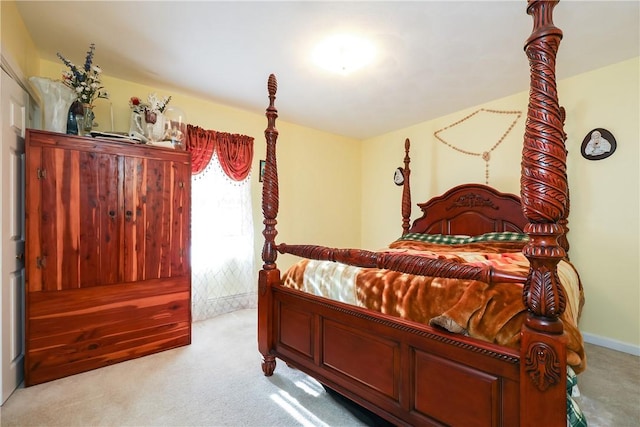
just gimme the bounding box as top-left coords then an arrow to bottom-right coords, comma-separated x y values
193,292 -> 257,322
582,332 -> 640,356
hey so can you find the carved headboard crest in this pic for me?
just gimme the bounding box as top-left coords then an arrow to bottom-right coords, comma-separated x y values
446,193 -> 499,211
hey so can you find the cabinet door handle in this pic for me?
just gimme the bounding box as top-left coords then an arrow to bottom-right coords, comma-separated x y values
109,210 -> 116,218
125,210 -> 133,217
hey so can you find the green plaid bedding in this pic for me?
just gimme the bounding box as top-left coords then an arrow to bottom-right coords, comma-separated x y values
397,232 -> 529,245
568,367 -> 588,427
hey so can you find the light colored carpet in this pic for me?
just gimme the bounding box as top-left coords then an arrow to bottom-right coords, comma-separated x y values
1,309 -> 638,426
573,342 -> 640,426
0,309 -> 367,427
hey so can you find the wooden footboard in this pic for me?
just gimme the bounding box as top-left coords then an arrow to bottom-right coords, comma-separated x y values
258,1 -> 570,425
261,283 -> 522,426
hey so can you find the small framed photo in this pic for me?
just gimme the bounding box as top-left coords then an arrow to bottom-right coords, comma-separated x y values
259,160 -> 266,182
581,128 -> 616,160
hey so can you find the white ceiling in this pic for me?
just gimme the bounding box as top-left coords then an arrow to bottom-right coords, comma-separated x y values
16,1 -> 640,139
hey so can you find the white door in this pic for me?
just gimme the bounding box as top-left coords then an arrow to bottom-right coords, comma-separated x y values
0,68 -> 27,403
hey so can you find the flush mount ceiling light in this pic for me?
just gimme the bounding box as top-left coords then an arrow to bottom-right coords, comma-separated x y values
312,34 -> 376,75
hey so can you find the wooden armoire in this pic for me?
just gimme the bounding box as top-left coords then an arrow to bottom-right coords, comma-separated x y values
24,129 -> 192,386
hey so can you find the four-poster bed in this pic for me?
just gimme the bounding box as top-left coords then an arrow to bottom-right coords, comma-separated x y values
257,1 -> 585,426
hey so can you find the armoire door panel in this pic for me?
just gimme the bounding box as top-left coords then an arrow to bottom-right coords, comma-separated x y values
39,146 -> 82,291
78,150 -> 123,287
145,157 -> 173,280
123,156 -> 170,281
123,157 -> 190,282
25,146 -> 42,293
37,147 -> 125,290
171,161 -> 190,276
122,155 -> 145,282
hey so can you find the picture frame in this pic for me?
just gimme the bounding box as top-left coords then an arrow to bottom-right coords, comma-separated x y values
580,128 -> 616,161
259,160 -> 266,182
393,167 -> 405,186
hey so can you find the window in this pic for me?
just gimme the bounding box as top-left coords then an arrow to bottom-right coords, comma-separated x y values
191,153 -> 255,321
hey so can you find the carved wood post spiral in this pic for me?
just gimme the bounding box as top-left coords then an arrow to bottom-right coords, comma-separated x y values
558,106 -> 571,256
401,138 -> 412,235
522,0 -> 567,333
520,2 -> 567,423
262,74 -> 279,270
258,74 -> 280,376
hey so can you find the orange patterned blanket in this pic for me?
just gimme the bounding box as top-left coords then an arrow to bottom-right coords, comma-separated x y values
281,236 -> 586,373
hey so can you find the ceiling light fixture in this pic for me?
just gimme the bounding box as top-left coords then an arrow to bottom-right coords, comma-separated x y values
312,34 -> 376,75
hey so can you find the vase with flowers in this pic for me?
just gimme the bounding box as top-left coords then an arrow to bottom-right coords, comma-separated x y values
57,43 -> 109,135
144,93 -> 171,142
128,93 -> 171,142
128,96 -> 146,140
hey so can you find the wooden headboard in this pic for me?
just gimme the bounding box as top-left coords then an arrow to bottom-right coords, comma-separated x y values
408,184 -> 527,236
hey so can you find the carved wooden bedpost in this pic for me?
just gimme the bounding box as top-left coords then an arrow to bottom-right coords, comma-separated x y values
520,1 -> 568,425
558,106 -> 571,255
258,74 -> 280,376
401,138 -> 412,235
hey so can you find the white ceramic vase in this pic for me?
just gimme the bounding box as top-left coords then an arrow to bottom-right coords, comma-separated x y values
29,76 -> 77,133
129,111 -> 146,139
145,112 -> 165,142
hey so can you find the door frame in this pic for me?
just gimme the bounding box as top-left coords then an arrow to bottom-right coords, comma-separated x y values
1,52 -> 35,403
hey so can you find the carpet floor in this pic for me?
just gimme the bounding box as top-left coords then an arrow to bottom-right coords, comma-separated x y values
1,309 -> 638,426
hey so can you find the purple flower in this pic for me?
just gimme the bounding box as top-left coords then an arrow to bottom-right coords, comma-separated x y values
84,43 -> 95,73
57,43 -> 108,106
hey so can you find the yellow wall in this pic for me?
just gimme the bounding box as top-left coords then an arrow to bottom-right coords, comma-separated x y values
360,94 -> 527,249
561,58 -> 639,349
0,0 -> 40,77
362,58 -> 640,350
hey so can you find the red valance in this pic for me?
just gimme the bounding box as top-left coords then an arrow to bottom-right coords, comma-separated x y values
185,124 -> 254,180
216,132 -> 254,181
186,125 -> 215,175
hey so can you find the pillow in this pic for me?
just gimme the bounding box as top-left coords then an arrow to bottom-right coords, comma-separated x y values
395,232 -> 529,245
389,232 -> 529,253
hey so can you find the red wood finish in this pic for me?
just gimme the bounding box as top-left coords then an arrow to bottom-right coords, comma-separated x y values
519,1 -> 568,425
409,184 -> 528,236
26,277 -> 190,386
271,287 -> 521,426
401,138 -> 412,235
261,75 -> 279,271
25,130 -> 191,386
277,244 -> 526,284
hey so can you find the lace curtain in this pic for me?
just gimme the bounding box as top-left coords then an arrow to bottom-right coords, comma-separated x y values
187,126 -> 256,321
